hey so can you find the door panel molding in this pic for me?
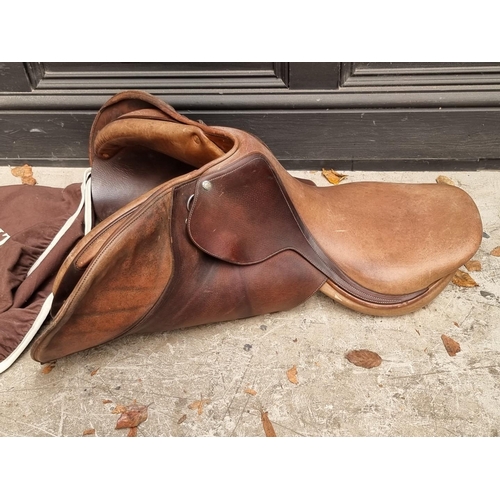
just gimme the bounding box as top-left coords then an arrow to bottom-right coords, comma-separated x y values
25,62 -> 290,89
1,62 -> 500,170
341,62 -> 500,88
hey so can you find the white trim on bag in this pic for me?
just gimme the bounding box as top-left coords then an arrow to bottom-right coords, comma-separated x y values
0,230 -> 10,246
0,293 -> 54,374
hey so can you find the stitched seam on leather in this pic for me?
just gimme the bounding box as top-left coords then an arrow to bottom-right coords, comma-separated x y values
74,210 -> 137,269
324,273 -> 450,309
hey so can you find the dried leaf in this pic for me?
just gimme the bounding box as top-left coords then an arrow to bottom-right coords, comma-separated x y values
90,368 -> 99,376
41,361 -> 56,374
111,405 -> 128,414
244,388 -> 257,396
11,164 -> 37,185
188,399 -> 210,416
286,365 -> 299,384
83,428 -> 95,436
345,349 -> 382,369
490,246 -> 500,257
436,175 -> 455,186
464,260 -> 482,272
11,166 -> 27,177
452,269 -> 479,287
127,427 -> 138,437
114,403 -> 149,429
441,334 -> 461,357
177,414 -> 187,425
322,169 -> 347,185
260,411 -> 276,437
102,399 -> 113,404
453,321 -> 460,328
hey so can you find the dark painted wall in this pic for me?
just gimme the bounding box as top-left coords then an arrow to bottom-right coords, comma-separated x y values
1,62 -> 500,170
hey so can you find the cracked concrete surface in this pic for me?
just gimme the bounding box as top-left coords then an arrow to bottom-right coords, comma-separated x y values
0,167 -> 499,437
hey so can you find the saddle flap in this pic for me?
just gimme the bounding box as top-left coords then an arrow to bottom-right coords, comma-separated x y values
187,154 -> 303,265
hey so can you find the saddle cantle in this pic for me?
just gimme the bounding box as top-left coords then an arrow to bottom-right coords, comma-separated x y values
30,90 -> 483,363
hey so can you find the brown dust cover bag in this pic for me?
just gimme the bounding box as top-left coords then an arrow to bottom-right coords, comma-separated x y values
0,172 -> 90,373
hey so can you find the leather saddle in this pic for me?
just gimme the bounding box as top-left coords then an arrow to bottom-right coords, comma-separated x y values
30,90 -> 483,363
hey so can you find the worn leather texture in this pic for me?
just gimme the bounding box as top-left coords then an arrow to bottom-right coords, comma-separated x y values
30,90 -> 483,363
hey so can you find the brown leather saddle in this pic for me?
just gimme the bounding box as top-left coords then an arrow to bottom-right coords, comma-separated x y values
30,90 -> 483,363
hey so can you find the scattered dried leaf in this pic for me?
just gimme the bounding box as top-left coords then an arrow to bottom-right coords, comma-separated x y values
260,411 -> 276,437
41,361 -> 56,374
114,403 -> 149,429
82,428 -> 95,436
177,414 -> 187,425
415,329 -> 421,335
441,334 -> 461,357
322,169 -> 347,185
90,368 -> 99,376
188,398 -> 210,416
11,164 -> 37,185
102,399 -> 113,404
464,260 -> 482,272
11,165 -> 28,177
286,365 -> 299,384
436,175 -> 455,186
111,405 -> 128,414
490,246 -> 500,257
453,321 -> 460,328
452,269 -> 479,287
345,349 -> 382,369
127,427 -> 138,437
244,388 -> 257,396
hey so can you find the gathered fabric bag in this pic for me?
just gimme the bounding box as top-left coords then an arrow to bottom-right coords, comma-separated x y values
0,171 -> 91,373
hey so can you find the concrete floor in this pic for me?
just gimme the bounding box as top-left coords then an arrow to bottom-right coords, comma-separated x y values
0,166 -> 499,437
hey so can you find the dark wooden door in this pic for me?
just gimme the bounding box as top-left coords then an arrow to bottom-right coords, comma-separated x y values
1,62 -> 500,170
